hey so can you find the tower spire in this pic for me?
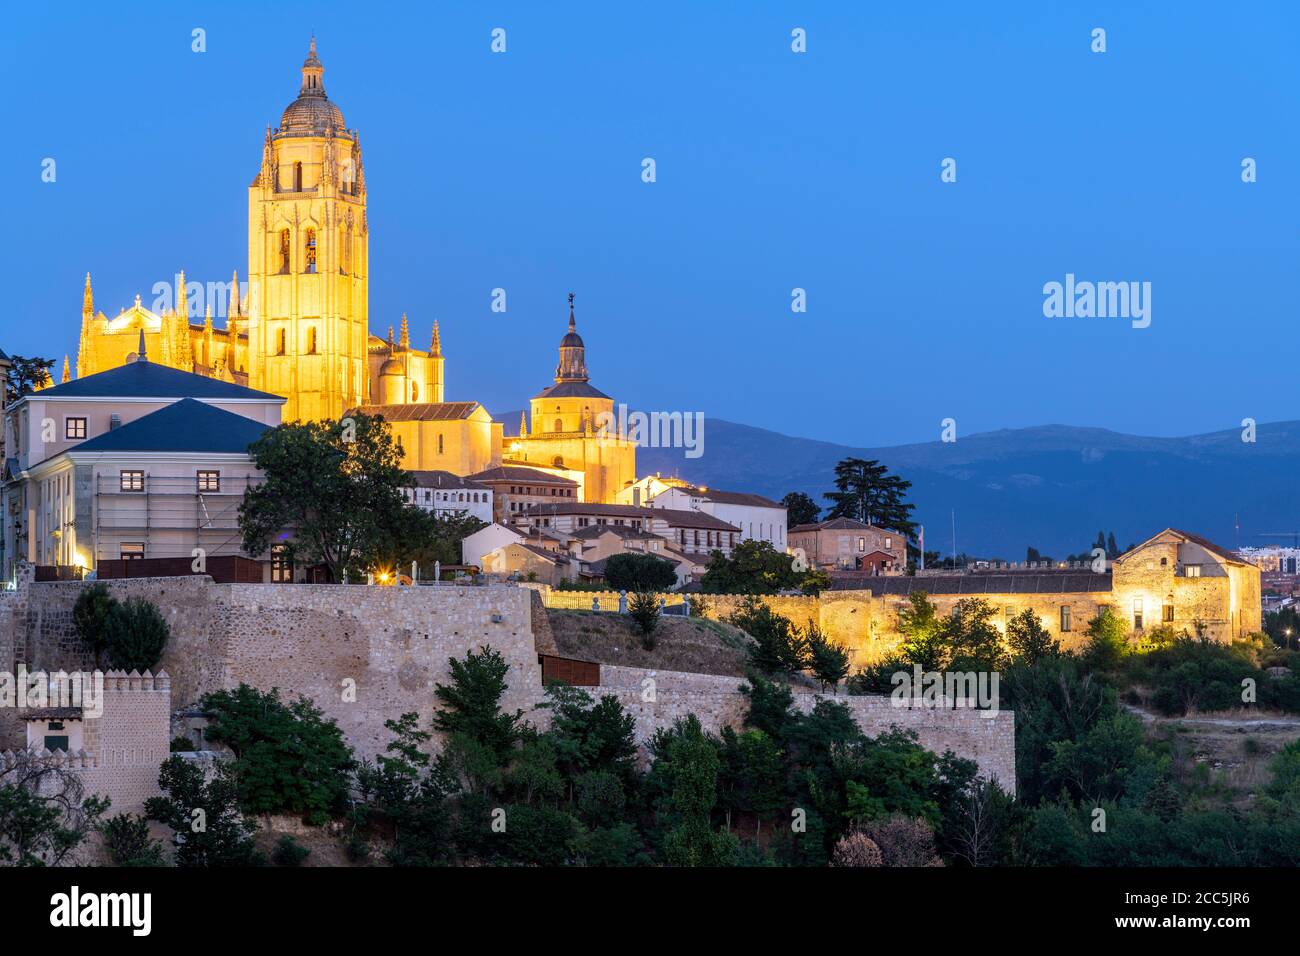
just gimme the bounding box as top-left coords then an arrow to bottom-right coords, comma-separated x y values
230,269 -> 241,317
137,328 -> 148,362
568,291 -> 576,332
430,319 -> 441,357
61,356 -> 71,383
176,270 -> 188,319
82,272 -> 93,319
399,313 -> 410,349
301,34 -> 325,96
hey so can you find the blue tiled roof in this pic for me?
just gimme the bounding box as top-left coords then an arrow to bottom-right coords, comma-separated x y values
33,359 -> 283,402
72,399 -> 272,454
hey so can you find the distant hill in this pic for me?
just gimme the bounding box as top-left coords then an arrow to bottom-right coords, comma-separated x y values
625,418 -> 1295,559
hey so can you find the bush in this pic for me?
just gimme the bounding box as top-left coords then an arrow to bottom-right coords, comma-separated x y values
831,831 -> 883,867
604,552 -> 678,592
272,834 -> 311,866
628,591 -> 661,649
99,813 -> 166,867
730,597 -> 807,675
169,736 -> 195,753
72,583 -> 117,659
103,597 -> 170,672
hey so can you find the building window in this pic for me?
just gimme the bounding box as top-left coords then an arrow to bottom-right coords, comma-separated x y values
304,229 -> 317,273
1060,605 -> 1072,632
294,161 -> 303,192
1133,598 -> 1144,630
279,229 -> 291,273
275,328 -> 286,355
411,381 -> 419,401
1160,557 -> 1168,566
305,326 -> 317,354
438,434 -> 444,455
120,470 -> 144,492
44,733 -> 69,752
858,537 -> 866,552
120,542 -> 144,560
196,470 -> 220,493
65,417 -> 87,440
554,418 -> 563,433
1184,564 -> 1201,578
885,537 -> 892,550
271,544 -> 293,583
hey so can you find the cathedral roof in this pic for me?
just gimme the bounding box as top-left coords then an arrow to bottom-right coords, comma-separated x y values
279,37 -> 347,135
350,401 -> 484,422
70,399 -> 271,455
532,381 -> 612,401
29,359 -> 283,403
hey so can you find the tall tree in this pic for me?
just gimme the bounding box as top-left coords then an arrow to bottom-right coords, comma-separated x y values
239,413 -> 419,581
822,457 -> 915,535
3,355 -> 55,404
780,491 -> 820,528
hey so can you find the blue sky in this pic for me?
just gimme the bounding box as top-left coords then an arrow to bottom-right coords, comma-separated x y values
1,1 -> 1295,446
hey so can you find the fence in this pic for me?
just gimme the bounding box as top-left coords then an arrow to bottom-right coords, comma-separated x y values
95,554 -> 264,584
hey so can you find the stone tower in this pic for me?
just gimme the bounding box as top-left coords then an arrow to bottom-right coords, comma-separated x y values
247,36 -> 368,422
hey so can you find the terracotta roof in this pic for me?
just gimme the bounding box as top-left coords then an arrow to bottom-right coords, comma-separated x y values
1165,528 -> 1251,567
648,507 -> 741,532
524,502 -> 653,519
470,466 -> 579,485
676,486 -> 783,509
351,402 -> 483,422
567,525 -> 659,541
405,470 -> 489,491
790,517 -> 882,534
22,707 -> 83,721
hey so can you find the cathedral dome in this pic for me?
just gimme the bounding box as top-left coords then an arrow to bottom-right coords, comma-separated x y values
380,355 -> 403,376
279,37 -> 346,135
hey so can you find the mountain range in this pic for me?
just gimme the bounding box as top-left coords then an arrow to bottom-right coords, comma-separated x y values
624,418 -> 1296,559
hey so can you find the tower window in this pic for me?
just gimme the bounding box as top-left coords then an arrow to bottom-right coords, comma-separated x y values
438,434 -> 444,455
275,328 -> 286,355
294,161 -> 303,192
411,381 -> 419,401
278,229 -> 291,273
554,418 -> 562,433
305,327 -> 317,354
304,229 -> 317,273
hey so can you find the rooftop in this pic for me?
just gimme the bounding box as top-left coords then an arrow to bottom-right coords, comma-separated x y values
69,399 -> 271,455
26,359 -> 284,403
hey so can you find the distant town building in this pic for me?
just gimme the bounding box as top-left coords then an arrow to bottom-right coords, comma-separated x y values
788,517 -> 906,573
402,470 -> 492,523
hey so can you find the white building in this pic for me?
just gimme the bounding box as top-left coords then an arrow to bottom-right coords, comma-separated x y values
618,479 -> 788,552
461,522 -> 524,568
403,470 -> 493,523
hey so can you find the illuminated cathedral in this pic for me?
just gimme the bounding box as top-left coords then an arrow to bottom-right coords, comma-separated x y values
64,38 -> 635,502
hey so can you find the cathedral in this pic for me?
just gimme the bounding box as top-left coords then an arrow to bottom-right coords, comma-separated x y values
65,38 -> 636,503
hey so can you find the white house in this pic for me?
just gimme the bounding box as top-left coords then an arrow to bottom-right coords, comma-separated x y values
644,485 -> 787,552
461,522 -> 524,568
403,469 -> 493,523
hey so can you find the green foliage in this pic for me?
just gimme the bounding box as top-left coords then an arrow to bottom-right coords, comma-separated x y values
3,355 -> 55,404
700,538 -> 829,596
1081,606 -> 1130,670
146,756 -> 261,867
271,834 -> 311,866
72,583 -> 116,659
1006,609 -> 1059,664
1120,636 -> 1296,715
99,813 -> 167,867
730,597 -> 808,675
806,620 -> 850,692
101,597 -> 170,672
821,457 -> 916,537
239,413 -> 424,581
200,685 -> 354,825
604,552 -> 678,592
628,591 -> 661,648
433,647 -> 523,763
656,716 -> 739,866
353,713 -> 452,867
0,770 -> 108,866
780,491 -> 820,528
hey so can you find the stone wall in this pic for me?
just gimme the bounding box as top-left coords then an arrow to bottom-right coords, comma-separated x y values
594,664 -> 1015,793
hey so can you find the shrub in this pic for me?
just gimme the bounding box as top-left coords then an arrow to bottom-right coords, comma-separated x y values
272,834 -> 311,866
73,583 -> 117,660
604,552 -> 678,592
169,736 -> 195,753
831,831 -> 883,867
103,597 -> 169,672
628,591 -> 661,648
99,813 -> 166,867
860,814 -> 943,866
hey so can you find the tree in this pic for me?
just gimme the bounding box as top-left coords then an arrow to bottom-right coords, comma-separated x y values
659,716 -> 739,866
806,621 -> 850,692
1081,606 -> 1129,671
781,491 -> 820,528
103,597 -> 169,672
822,457 -> 915,536
199,685 -> 355,825
72,583 -> 117,664
604,552 -> 677,592
729,597 -> 808,675
1006,609 -> 1059,664
433,647 -> 523,763
99,813 -> 167,867
353,713 -> 453,866
860,814 -> 943,866
700,538 -> 828,595
628,591 -> 661,649
3,355 -> 55,404
239,413 -> 419,581
146,756 -> 260,867
0,757 -> 108,866
1106,532 -> 1119,559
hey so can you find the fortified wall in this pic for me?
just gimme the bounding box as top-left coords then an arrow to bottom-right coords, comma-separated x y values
0,574 -> 1016,798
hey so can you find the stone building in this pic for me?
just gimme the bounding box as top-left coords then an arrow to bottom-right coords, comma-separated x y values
789,516 -> 907,572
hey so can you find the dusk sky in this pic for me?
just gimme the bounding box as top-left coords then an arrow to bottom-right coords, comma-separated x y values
2,1 -> 1295,447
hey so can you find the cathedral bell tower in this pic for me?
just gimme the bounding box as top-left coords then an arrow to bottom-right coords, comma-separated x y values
247,36 -> 368,422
